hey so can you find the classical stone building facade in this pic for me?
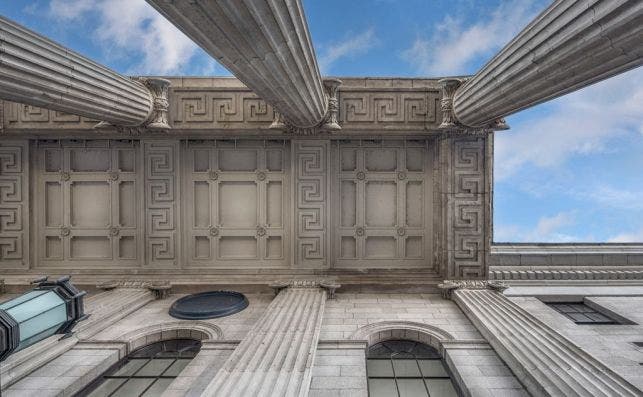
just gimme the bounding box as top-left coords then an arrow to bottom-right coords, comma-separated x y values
0,0 -> 642,396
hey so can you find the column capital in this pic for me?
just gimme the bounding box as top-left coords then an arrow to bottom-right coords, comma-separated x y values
437,280 -> 508,299
96,279 -> 172,299
268,279 -> 341,298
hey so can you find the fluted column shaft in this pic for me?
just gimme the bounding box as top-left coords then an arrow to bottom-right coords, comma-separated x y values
202,284 -> 326,397
452,0 -> 643,127
453,287 -> 640,396
147,0 -> 328,128
0,16 -> 170,128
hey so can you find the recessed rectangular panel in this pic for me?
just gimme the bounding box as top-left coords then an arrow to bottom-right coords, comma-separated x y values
44,149 -> 62,172
45,182 -> 62,227
365,182 -> 397,227
218,150 -> 257,171
341,236 -> 356,258
193,149 -> 210,172
266,236 -> 282,258
406,147 -> 424,171
219,182 -> 257,227
266,182 -> 282,227
406,181 -> 423,227
119,236 -> 136,259
365,148 -> 397,171
118,150 -> 135,172
341,148 -> 356,171
365,236 -> 396,258
405,236 -> 423,258
219,236 -> 257,258
194,236 -> 210,259
193,181 -> 210,228
45,236 -> 62,259
70,236 -> 110,259
70,149 -> 110,171
266,150 -> 283,171
71,182 -> 110,227
341,181 -> 356,227
119,181 -> 136,227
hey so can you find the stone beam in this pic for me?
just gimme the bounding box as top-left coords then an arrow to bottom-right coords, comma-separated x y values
448,0 -> 643,128
0,16 -> 170,129
146,0 -> 331,130
441,281 -> 642,396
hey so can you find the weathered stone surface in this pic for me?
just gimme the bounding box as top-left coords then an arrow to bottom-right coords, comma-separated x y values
0,16 -> 169,128
146,0 -> 327,129
454,288 -> 642,396
452,0 -> 643,127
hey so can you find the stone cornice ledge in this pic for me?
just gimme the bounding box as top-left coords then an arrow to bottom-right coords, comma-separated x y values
492,243 -> 643,255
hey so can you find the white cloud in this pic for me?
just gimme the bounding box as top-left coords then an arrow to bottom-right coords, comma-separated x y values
608,229 -> 643,243
495,67 -> 643,180
495,211 -> 581,242
402,0 -> 543,76
318,28 -> 377,74
49,0 -> 202,75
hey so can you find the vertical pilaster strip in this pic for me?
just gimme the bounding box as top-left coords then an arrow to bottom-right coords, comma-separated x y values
451,285 -> 641,396
144,141 -> 179,267
440,135 -> 490,279
0,287 -> 154,389
202,283 -> 326,396
0,140 -> 28,269
293,141 -> 330,268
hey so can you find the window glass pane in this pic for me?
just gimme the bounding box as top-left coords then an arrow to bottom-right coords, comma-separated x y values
567,313 -> 591,323
585,312 -> 613,323
425,378 -> 458,397
367,359 -> 394,377
411,344 -> 441,359
368,378 -> 398,397
111,378 -> 155,397
112,359 -> 149,376
141,378 -> 174,397
397,378 -> 429,397
163,359 -> 192,377
392,359 -> 421,377
86,378 -> 127,397
369,344 -> 393,358
417,360 -> 448,377
135,358 -> 175,377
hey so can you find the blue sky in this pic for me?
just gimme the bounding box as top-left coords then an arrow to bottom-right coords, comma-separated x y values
2,0 -> 642,242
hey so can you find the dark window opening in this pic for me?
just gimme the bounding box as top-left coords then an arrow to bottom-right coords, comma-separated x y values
546,302 -> 618,324
76,338 -> 201,397
367,339 -> 459,397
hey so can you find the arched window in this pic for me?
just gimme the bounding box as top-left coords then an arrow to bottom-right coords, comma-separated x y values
367,340 -> 459,397
77,339 -> 201,397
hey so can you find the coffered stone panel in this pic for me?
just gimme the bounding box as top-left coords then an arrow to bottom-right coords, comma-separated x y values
183,140 -> 289,268
0,140 -> 29,268
332,139 -> 435,270
34,140 -> 142,267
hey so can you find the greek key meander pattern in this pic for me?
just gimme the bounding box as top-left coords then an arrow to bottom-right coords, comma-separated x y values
145,142 -> 178,267
0,141 -> 28,267
2,88 -> 443,132
295,141 -> 329,267
445,137 -> 488,279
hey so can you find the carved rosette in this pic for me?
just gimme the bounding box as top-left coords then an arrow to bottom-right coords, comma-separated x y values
141,78 -> 171,130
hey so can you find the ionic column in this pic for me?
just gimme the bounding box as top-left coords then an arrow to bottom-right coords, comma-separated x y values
202,281 -> 331,397
147,0 -> 335,131
449,0 -> 643,128
0,16 -> 170,129
440,281 -> 641,397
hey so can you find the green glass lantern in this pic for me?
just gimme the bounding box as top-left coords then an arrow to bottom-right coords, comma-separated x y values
0,276 -> 87,361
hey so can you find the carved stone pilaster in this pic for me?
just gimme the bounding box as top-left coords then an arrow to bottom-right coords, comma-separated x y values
437,280 -> 507,300
438,78 -> 463,130
322,78 -> 342,131
141,78 -> 171,130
